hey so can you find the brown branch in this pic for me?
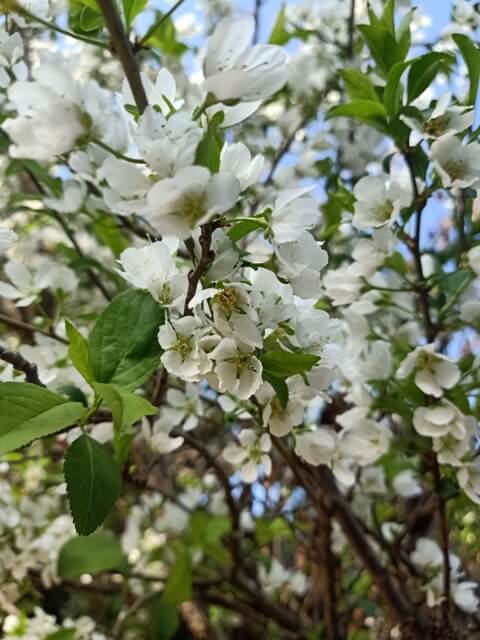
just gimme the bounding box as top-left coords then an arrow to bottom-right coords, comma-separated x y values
0,312 -> 68,344
316,505 -> 341,640
0,346 -> 44,385
97,0 -> 148,114
183,221 -> 218,315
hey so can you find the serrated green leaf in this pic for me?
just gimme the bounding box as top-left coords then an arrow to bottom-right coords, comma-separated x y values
0,382 -> 87,455
66,319 -> 94,384
93,382 -> 157,463
261,351 -> 320,379
64,434 -> 122,535
89,290 -> 163,390
58,531 -> 127,578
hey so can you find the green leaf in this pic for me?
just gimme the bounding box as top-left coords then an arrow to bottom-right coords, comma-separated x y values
0,382 -> 87,456
268,4 -> 288,45
453,34 -> 480,106
228,218 -> 265,241
263,372 -> 289,409
89,289 -> 164,390
123,0 -> 147,30
339,69 -> 379,102
79,5 -> 104,31
326,100 -> 390,134
162,547 -> 192,604
93,215 -> 129,258
261,351 -> 320,380
58,531 -> 127,578
383,60 -> 412,118
149,599 -> 179,640
146,12 -> 187,56
66,319 -> 94,384
407,52 -> 455,103
45,631 -> 76,640
93,382 -> 157,463
64,434 -> 122,535
194,111 -> 224,173
357,23 -> 399,75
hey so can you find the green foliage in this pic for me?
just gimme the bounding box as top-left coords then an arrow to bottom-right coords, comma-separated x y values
64,434 -> 122,535
123,0 -> 147,30
162,546 -> 192,604
339,69 -> 379,102
228,218 -> 266,241
194,111 -> 225,173
66,319 -> 95,384
261,351 -> 320,379
93,382 -> 157,462
149,599 -> 180,640
88,289 -> 164,390
453,34 -> 480,105
326,100 -> 390,135
145,11 -> 187,56
92,215 -> 129,258
0,382 -> 87,455
68,0 -> 104,37
57,531 -> 127,578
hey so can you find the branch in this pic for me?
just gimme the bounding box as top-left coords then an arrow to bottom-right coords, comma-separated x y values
183,221 -> 218,315
97,0 -> 148,114
316,505 -> 341,640
137,0 -> 186,47
17,7 -> 109,48
0,346 -> 44,386
0,312 -> 68,344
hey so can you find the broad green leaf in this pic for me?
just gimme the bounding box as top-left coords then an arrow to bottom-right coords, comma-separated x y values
261,351 -> 320,379
357,24 -> 399,75
58,531 -> 127,578
149,599 -> 179,640
339,69 -> 379,102
194,111 -> 224,173
123,0 -> 147,30
162,548 -> 192,604
93,215 -> 129,258
45,631 -> 76,640
89,289 -> 163,390
383,60 -> 412,117
146,12 -> 187,56
66,319 -> 94,384
93,382 -> 157,462
407,52 -> 454,103
269,4 -> 289,45
326,100 -> 389,134
64,434 -> 122,535
263,371 -> 289,409
0,382 -> 86,456
453,34 -> 480,105
79,5 -> 103,31
228,218 -> 265,241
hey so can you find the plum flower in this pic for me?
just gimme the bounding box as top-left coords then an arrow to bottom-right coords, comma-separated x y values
397,344 -> 460,398
147,166 -> 240,239
203,16 -> 287,103
223,428 -> 272,483
158,317 -> 212,381
209,337 -> 262,400
352,174 -> 411,229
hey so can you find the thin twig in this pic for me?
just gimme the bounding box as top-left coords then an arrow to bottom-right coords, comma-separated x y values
0,312 -> 68,344
98,0 -> 148,114
0,346 -> 44,385
17,7 -> 109,48
183,221 -> 218,315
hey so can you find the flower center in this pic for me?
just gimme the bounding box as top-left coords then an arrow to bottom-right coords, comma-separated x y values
444,159 -> 466,181
177,192 -> 207,226
214,287 -> 241,313
373,199 -> 394,222
174,334 -> 192,359
424,114 -> 449,137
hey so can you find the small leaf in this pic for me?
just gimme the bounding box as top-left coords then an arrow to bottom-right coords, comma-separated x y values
269,4 -> 289,45
94,382 -> 157,463
228,218 -> 265,241
0,382 -> 87,455
149,599 -> 179,640
64,434 -> 122,535
407,52 -> 454,103
123,0 -> 147,30
263,372 -> 289,409
453,34 -> 480,105
66,319 -> 94,384
261,351 -> 320,379
326,100 -> 390,134
89,290 -> 164,390
162,548 -> 192,604
194,111 -> 224,173
58,531 -> 127,578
